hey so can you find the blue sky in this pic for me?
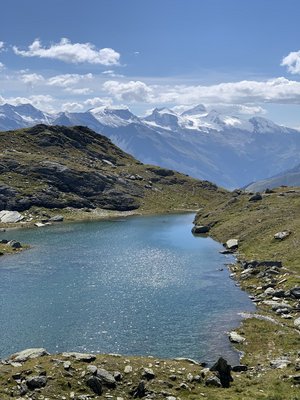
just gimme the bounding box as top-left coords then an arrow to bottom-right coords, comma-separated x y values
1,0 -> 300,127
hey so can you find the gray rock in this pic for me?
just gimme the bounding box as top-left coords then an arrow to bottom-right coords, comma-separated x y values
0,210 -> 24,223
274,231 -> 290,240
86,375 -> 103,395
210,357 -> 233,388
232,365 -> 248,372
130,380 -> 146,398
229,331 -> 245,344
270,358 -> 291,369
249,193 -> 262,202
290,287 -> 300,299
10,348 -> 49,362
205,376 -> 222,387
225,239 -> 238,250
124,365 -> 133,373
7,240 -> 22,249
97,368 -> 116,387
26,375 -> 47,390
63,361 -> 71,370
49,215 -> 64,222
86,365 -> 98,375
142,367 -> 155,380
294,317 -> 300,329
192,225 -> 210,234
173,357 -> 200,365
114,371 -> 122,381
62,352 -> 96,362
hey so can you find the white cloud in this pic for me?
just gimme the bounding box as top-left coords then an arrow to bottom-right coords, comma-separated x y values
83,97 -> 113,108
103,80 -> 153,102
21,73 -> 45,85
281,50 -> 300,74
13,38 -> 120,65
0,41 -> 4,52
62,102 -> 84,112
206,103 -> 267,116
101,77 -> 300,105
65,87 -> 93,95
102,70 -> 124,78
0,62 -> 5,70
151,77 -> 300,105
47,73 -> 93,87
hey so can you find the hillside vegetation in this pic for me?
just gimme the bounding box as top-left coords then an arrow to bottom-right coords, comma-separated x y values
0,124 -> 228,217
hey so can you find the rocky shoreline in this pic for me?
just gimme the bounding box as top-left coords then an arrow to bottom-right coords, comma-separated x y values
1,199 -> 300,398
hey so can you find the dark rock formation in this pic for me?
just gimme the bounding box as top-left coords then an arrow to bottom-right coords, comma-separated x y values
210,357 -> 233,388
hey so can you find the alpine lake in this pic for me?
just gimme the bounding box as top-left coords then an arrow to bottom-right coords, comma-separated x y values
0,213 -> 255,365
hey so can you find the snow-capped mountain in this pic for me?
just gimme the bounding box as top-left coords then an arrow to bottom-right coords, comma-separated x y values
1,102 -> 300,189
0,103 -> 53,131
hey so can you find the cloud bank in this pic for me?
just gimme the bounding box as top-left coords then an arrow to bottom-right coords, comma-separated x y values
13,38 -> 120,65
281,50 -> 300,74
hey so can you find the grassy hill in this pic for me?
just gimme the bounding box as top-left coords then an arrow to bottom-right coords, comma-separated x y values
0,124 -> 228,215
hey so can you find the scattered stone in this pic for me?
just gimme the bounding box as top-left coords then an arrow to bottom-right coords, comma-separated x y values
142,367 -> 155,380
49,215 -> 64,222
9,348 -> 49,362
290,287 -> 300,299
19,384 -> 29,395
62,352 -> 96,362
114,371 -> 122,381
34,222 -> 48,227
63,361 -> 71,370
249,193 -> 262,202
294,317 -> 300,329
205,376 -> 222,387
124,365 -> 133,374
86,365 -> 97,375
270,358 -> 291,369
232,365 -> 248,372
86,375 -> 103,395
210,357 -> 233,388
0,210 -> 24,223
169,375 -> 177,381
229,331 -> 245,344
186,372 -> 193,382
290,375 -> 300,384
26,375 -> 47,390
97,368 -> 116,387
192,225 -> 210,234
7,240 -> 22,249
173,357 -> 200,365
225,239 -> 238,250
179,382 -> 190,390
130,380 -> 146,398
166,396 -> 177,400
274,231 -> 290,240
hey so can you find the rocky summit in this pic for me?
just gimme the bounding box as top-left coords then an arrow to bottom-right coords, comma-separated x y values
0,124 -> 227,215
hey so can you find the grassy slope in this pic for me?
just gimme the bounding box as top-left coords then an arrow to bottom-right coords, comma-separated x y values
193,187 -> 300,399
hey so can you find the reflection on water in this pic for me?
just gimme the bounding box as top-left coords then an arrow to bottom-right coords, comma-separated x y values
0,213 -> 255,364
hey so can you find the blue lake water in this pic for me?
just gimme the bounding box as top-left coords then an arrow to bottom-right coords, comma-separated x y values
0,213 -> 255,364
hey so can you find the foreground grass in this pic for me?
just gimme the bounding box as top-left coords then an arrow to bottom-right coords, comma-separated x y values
1,353 -> 300,400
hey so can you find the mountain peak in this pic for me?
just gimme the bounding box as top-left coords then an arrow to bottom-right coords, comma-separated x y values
181,104 -> 207,116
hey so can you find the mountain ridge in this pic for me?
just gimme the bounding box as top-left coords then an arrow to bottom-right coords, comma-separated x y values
1,103 -> 300,189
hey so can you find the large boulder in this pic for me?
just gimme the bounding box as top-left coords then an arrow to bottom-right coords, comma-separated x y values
0,210 -> 23,223
9,348 -> 49,362
225,239 -> 238,250
210,357 -> 233,388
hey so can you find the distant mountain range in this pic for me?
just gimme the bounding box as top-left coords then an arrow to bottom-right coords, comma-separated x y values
245,163 -> 300,192
1,102 -> 300,189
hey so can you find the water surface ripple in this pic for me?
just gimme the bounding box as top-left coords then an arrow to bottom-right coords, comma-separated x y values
0,213 -> 255,363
